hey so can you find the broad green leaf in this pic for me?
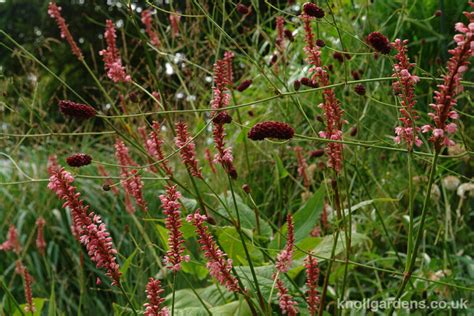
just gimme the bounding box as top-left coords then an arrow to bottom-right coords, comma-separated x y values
274,154 -> 289,179
166,284 -> 233,310
343,198 -> 398,216
216,192 -> 272,237
181,261 -> 209,280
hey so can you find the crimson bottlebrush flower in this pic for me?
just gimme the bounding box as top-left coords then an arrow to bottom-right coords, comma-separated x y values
248,121 -> 295,141
276,16 -> 285,49
302,14 -> 345,174
141,122 -> 174,177
0,225 -> 21,254
354,84 -> 366,96
160,185 -> 189,272
236,80 -> 252,92
367,31 -> 391,54
48,167 -> 121,286
421,4 -> 474,150
115,139 -> 148,212
305,254 -> 320,316
169,13 -> 181,38
294,80 -> 301,91
47,2 -> 83,60
302,14 -> 315,49
212,112 -> 233,124
141,9 -> 161,48
186,210 -> 242,293
59,100 -> 97,119
333,52 -> 344,63
275,278 -> 299,316
99,20 -> 131,83
303,2 -> 325,18
205,148 -> 217,174
295,147 -> 311,188
391,39 -> 422,150
284,29 -> 295,42
276,214 -> 295,273
301,77 -> 318,88
175,122 -> 203,179
97,165 -> 120,195
66,153 -> 92,167
23,268 -> 35,313
236,3 -> 251,15
310,149 -> 325,158
316,39 -> 326,47
213,123 -> 238,179
351,70 -> 361,80
144,277 -> 169,316
36,217 -> 46,256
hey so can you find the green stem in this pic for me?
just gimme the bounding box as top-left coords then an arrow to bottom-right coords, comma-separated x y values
389,151 -> 439,314
119,283 -> 138,316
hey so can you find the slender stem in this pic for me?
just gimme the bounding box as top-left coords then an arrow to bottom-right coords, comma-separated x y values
406,152 -> 414,270
171,272 -> 177,316
389,151 -> 439,314
227,175 -> 267,315
119,283 -> 138,316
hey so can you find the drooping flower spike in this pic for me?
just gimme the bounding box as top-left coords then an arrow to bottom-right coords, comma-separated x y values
141,9 -> 161,48
305,254 -> 320,316
36,217 -> 47,255
421,2 -> 474,150
144,277 -> 169,316
186,210 -> 242,293
48,167 -> 121,286
23,268 -> 35,313
175,122 -> 203,179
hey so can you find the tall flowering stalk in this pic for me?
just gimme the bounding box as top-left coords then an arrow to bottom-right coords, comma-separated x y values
160,185 -> 189,272
48,167 -> 121,286
36,217 -> 46,256
175,122 -> 203,179
0,224 -> 21,254
421,3 -> 474,151
305,254 -> 320,316
392,39 -> 422,150
274,16 -> 286,73
115,139 -> 148,213
141,9 -> 161,48
186,210 -> 242,293
23,268 -> 35,313
144,277 -> 169,316
210,52 -> 238,179
47,2 -> 83,60
99,20 -> 131,83
302,13 -> 345,173
140,122 -> 174,177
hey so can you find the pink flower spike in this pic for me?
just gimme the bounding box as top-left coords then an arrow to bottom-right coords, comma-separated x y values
23,268 -> 35,313
142,122 -> 174,177
275,278 -> 299,316
99,20 -> 131,83
115,139 -> 148,213
0,224 -> 21,254
160,185 -> 189,272
144,277 -> 169,316
141,9 -> 161,48
48,167 -> 121,286
275,214 -> 295,273
47,2 -> 83,60
186,210 -> 242,293
36,217 -> 47,255
175,122 -> 203,179
305,254 -> 320,316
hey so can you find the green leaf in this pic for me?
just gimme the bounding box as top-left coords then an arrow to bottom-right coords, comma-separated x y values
343,198 -> 398,216
217,226 -> 264,265
181,261 -> 209,280
47,283 -> 56,316
274,154 -> 289,179
216,192 -> 272,237
13,298 -> 46,316
166,284 -> 233,310
120,248 -> 138,278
